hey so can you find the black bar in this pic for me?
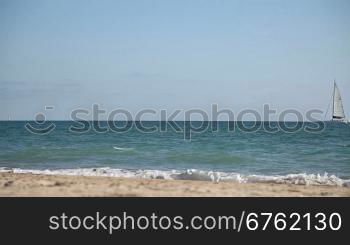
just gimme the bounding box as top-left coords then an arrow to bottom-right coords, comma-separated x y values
0,198 -> 348,243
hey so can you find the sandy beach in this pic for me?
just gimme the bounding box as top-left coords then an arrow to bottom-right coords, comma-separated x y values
0,172 -> 349,197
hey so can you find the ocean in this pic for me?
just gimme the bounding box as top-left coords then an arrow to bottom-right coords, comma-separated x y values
0,121 -> 349,186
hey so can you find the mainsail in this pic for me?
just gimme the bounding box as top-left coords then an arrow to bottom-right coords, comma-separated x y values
332,82 -> 346,120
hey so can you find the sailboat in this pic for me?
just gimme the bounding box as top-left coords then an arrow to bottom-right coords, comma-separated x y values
330,81 -> 349,124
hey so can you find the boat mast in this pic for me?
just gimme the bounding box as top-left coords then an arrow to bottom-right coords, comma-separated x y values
332,80 -> 336,121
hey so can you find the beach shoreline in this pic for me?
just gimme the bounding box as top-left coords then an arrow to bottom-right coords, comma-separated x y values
0,172 -> 349,197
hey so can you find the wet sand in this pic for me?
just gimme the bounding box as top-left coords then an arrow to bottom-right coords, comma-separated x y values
0,172 -> 349,197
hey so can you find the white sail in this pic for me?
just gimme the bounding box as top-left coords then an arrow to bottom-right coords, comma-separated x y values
333,83 -> 346,119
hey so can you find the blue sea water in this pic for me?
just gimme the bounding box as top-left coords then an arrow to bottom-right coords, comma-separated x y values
0,121 -> 349,185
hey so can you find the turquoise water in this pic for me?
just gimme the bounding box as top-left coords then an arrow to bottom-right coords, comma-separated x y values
0,121 -> 349,183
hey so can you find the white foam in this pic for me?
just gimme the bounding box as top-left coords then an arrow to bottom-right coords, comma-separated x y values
113,146 -> 134,151
0,167 -> 348,187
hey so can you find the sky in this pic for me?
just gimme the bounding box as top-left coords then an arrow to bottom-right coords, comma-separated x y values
1,0 -> 350,120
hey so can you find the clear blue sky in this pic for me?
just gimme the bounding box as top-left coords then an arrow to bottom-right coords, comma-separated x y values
1,0 -> 350,120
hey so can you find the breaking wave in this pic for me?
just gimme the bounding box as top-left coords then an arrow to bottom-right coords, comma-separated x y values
1,167 -> 349,187
113,146 -> 134,151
